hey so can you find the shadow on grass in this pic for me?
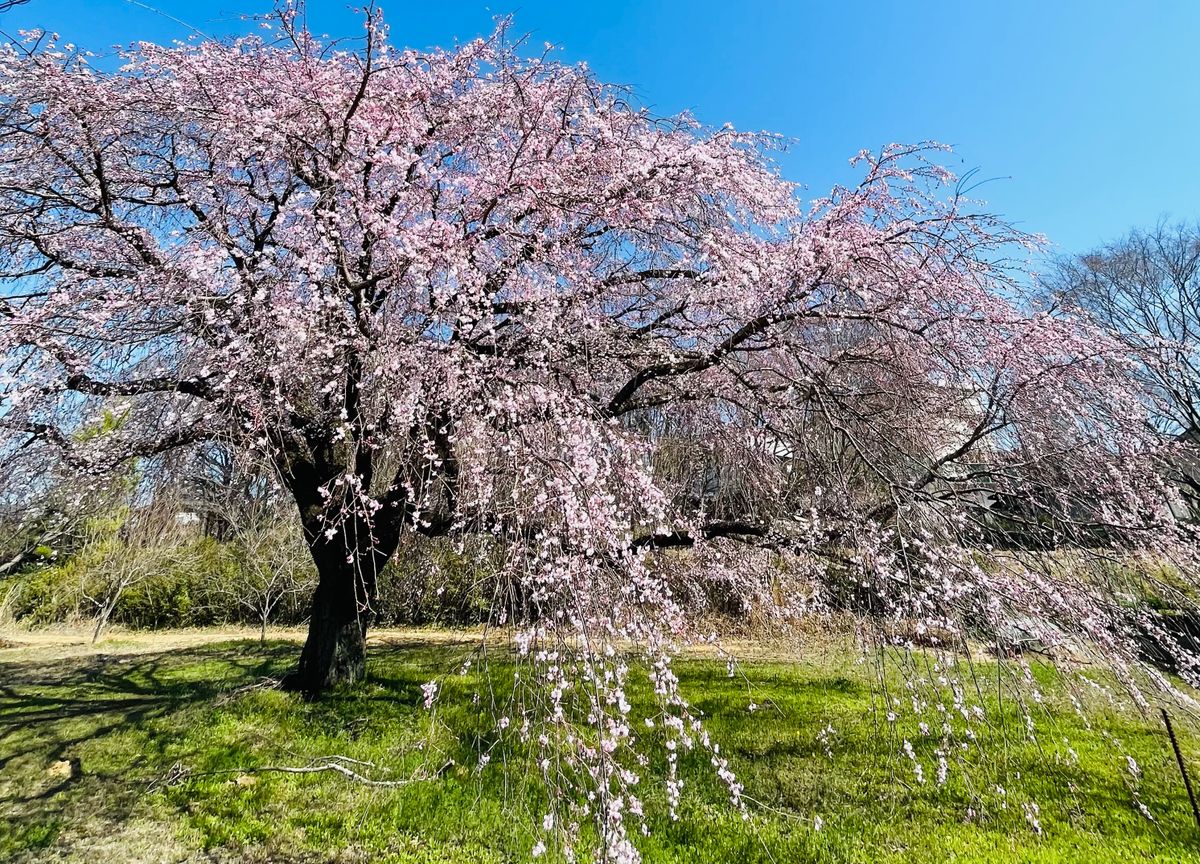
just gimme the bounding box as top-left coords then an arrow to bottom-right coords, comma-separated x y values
0,643 -> 293,766
0,639 -> 1197,863
0,642 -> 303,860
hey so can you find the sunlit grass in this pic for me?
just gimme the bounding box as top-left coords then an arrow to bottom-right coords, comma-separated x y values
1,635 -> 1198,862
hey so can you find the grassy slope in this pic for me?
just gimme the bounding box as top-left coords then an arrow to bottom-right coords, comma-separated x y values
1,633 -> 1198,863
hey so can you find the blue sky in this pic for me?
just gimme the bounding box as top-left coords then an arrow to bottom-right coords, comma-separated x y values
4,1 -> 1198,259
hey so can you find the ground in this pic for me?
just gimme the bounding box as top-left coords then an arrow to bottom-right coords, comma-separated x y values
1,625 -> 1198,863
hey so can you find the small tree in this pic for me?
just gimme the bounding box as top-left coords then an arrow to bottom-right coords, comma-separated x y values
73,492 -> 187,642
221,517 -> 315,642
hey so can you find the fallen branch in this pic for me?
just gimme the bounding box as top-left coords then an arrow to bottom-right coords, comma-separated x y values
213,676 -> 284,706
152,755 -> 455,791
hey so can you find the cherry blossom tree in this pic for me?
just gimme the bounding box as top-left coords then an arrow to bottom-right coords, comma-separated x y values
2,8 -> 1199,855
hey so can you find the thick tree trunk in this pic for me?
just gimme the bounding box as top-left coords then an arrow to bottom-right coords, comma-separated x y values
289,564 -> 369,693
284,533 -> 376,694
276,438 -> 406,696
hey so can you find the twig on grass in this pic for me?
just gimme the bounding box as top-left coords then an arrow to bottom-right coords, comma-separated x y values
212,676 -> 284,705
150,755 -> 456,791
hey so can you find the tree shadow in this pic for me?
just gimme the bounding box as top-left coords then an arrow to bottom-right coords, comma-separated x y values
0,638 -> 458,796
2,639 -> 1193,862
1,644 -> 294,758
0,641 -> 297,859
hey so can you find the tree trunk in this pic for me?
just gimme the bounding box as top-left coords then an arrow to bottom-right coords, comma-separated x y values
276,443 -> 405,696
285,549 -> 371,694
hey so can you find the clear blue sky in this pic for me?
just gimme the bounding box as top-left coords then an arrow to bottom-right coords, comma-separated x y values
4,0 -> 1198,258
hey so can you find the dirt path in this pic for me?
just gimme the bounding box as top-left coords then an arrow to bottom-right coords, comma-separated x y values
0,624 -> 491,666
0,621 -> 862,673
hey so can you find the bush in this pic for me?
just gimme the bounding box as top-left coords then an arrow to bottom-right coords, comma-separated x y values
1,524 -> 504,632
374,537 -> 499,626
3,565 -> 79,625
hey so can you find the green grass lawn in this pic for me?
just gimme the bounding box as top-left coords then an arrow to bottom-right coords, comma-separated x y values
1,634 -> 1198,862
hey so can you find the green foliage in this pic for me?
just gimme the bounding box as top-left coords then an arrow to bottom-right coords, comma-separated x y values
71,407 -> 130,443
4,516 -> 501,630
1,639 -> 1197,862
375,538 -> 498,626
3,565 -> 76,625
112,537 -> 231,628
0,818 -> 59,858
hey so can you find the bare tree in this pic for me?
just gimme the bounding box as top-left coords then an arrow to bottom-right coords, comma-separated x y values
218,518 -> 315,642
80,487 -> 190,642
1052,221 -> 1200,437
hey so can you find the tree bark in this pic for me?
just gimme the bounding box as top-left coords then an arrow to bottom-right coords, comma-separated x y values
289,563 -> 369,693
275,436 -> 406,696
281,489 -> 406,695
284,528 -> 376,695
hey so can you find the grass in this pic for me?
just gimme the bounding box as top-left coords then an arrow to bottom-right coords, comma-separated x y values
1,631 -> 1199,862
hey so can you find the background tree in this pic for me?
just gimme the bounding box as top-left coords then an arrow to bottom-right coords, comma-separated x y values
0,422 -> 134,580
1051,221 -> 1200,437
212,501 -> 315,642
0,449 -> 90,576
37,477 -> 201,643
